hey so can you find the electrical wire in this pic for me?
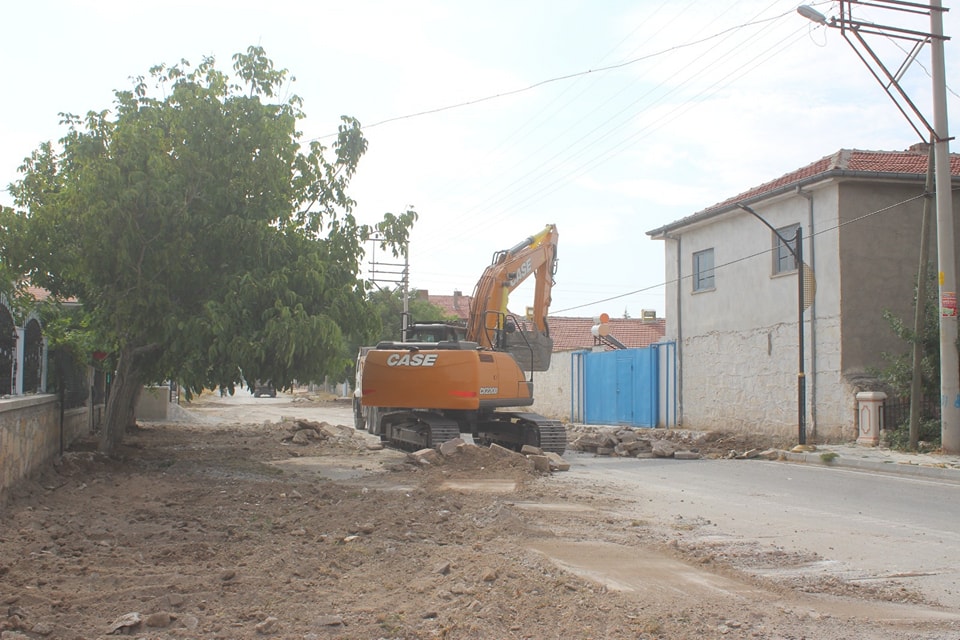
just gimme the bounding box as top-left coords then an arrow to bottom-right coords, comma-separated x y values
310,10 -> 800,142
414,7 -> 806,245
553,189 -> 933,315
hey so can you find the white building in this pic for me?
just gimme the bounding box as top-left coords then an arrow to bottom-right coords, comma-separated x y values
647,147 -> 960,442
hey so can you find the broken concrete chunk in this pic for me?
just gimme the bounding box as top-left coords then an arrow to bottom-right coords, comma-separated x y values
255,616 -> 280,634
651,439 -> 680,458
107,612 -> 142,634
545,452 -> 571,471
439,438 -> 466,457
410,448 -> 441,465
527,454 -> 552,473
291,429 -> 314,445
489,443 -> 520,458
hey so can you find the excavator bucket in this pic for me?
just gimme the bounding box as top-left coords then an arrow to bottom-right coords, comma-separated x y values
504,331 -> 553,372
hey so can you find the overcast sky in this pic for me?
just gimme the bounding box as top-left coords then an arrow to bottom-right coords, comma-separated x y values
2,1 -> 958,319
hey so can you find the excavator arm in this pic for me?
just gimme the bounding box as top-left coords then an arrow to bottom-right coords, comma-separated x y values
466,224 -> 559,370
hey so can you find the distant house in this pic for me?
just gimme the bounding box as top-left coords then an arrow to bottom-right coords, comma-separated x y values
418,289 -> 473,322
549,315 -> 666,351
647,146 -> 960,442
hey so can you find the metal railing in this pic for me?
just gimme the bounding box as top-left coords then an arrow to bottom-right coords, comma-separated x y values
881,396 -> 941,430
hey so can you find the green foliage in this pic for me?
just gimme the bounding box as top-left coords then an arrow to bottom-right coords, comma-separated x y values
876,269 -> 941,399
882,418 -> 941,452
368,288 -> 459,343
875,268 -> 943,449
2,46 -> 415,406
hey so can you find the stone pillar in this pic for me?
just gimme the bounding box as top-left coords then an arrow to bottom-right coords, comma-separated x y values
856,391 -> 887,446
136,385 -> 169,421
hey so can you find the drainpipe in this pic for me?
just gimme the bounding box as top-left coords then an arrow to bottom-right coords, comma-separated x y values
666,232 -> 683,428
797,186 -> 817,439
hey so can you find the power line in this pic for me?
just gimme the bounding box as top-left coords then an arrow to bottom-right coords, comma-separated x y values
310,10 -> 798,142
414,7 -> 807,246
552,190 -> 932,314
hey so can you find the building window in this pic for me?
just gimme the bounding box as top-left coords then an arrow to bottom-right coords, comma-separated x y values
693,248 -> 715,291
774,224 -> 801,274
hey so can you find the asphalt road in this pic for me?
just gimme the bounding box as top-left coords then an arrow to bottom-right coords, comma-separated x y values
561,453 -> 960,610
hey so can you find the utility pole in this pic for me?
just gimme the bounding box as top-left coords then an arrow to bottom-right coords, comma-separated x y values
798,0 -> 958,452
368,236 -> 411,341
930,0 -> 959,452
909,142 -> 935,451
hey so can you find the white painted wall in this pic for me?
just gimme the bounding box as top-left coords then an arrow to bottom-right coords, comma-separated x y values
661,183 -> 857,440
527,349 -> 575,420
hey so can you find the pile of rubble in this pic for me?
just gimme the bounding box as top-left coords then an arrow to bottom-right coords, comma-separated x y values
410,438 -> 571,473
280,418 -> 383,450
566,425 -> 705,459
280,418 -> 573,473
278,418 -> 785,467
565,425 -> 784,460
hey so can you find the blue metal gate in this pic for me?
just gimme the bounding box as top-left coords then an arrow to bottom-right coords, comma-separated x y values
570,343 -> 676,428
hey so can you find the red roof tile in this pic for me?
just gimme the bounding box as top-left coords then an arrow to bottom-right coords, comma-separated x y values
426,292 -> 473,321
548,316 -> 666,352
649,147 -> 960,236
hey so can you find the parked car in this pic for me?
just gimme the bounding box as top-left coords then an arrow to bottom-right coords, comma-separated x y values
253,381 -> 276,398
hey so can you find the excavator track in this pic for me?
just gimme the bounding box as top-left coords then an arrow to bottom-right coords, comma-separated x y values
380,411 -> 461,452
476,412 -> 567,455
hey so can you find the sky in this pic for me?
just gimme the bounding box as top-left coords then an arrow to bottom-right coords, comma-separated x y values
2,1 -> 959,320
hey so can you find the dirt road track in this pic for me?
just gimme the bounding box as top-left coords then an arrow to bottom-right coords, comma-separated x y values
0,392 -> 957,638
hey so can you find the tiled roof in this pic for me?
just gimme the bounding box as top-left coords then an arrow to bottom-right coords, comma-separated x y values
427,292 -> 473,321
648,147 -> 960,237
548,316 -> 666,352
26,286 -> 50,300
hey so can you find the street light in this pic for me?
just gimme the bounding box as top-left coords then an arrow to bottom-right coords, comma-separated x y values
796,5 -> 827,25
737,203 -> 808,445
798,0 -> 959,453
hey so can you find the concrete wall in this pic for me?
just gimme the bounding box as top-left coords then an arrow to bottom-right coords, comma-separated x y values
0,394 -> 101,503
527,350 -> 575,421
136,385 -> 170,421
837,181 -> 951,376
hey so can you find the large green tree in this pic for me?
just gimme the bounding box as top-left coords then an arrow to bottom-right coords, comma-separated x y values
1,47 -> 414,453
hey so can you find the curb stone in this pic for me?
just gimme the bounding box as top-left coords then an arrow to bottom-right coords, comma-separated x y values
775,448 -> 960,483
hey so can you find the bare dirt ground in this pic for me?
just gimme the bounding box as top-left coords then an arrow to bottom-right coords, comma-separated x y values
2,391 -> 959,639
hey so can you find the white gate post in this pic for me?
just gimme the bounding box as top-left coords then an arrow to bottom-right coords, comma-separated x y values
856,391 -> 887,446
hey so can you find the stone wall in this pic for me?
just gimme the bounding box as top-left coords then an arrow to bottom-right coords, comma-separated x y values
0,395 -> 100,503
679,316 -> 854,442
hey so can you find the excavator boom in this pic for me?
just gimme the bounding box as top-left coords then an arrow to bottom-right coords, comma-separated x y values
466,224 -> 558,372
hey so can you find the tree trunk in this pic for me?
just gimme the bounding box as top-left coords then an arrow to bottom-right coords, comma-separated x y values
100,347 -> 144,455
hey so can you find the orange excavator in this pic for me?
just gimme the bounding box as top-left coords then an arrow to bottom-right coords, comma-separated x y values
359,224 -> 565,454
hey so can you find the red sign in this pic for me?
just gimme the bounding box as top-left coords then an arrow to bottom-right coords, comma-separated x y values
942,292 -> 957,317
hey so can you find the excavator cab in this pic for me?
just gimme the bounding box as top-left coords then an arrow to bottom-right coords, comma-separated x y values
406,323 -> 467,343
